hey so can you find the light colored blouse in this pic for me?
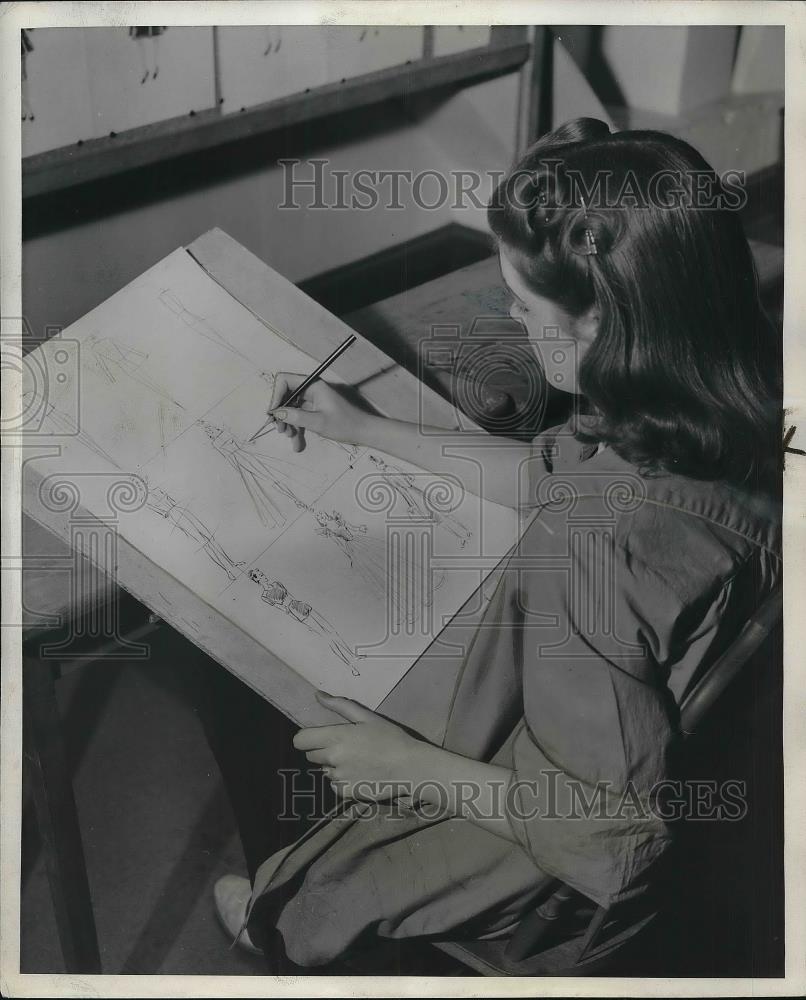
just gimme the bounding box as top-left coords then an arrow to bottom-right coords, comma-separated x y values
245,421 -> 782,966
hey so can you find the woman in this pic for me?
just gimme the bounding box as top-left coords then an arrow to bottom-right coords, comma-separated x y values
214,118 -> 782,970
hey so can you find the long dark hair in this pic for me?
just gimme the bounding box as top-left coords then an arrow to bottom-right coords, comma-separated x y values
488,118 -> 782,489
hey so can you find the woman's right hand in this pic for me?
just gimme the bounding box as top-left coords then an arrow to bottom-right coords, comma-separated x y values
269,372 -> 369,453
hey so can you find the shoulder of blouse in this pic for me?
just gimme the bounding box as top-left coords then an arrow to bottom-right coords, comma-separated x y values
525,419 -> 781,606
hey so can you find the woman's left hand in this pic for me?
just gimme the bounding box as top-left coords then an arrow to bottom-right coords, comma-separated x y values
293,691 -> 431,802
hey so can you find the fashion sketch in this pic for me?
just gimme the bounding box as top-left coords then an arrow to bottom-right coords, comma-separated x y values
128,26 -> 167,84
262,26 -> 283,56
368,453 -> 473,547
85,334 -> 184,408
145,485 -> 245,581
199,420 -> 324,530
313,509 -> 444,628
22,388 -> 120,468
158,289 -> 256,364
248,569 -> 361,674
336,442 -> 360,467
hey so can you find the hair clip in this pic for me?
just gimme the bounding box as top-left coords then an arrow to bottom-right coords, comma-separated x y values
579,196 -> 598,256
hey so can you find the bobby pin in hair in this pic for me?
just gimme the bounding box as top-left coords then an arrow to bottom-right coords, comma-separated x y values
580,196 -> 599,256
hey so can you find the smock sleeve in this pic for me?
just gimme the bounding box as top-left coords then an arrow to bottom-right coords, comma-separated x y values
503,491 -> 683,909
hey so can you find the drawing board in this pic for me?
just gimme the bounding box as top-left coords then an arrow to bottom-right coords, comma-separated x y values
22,248 -> 518,708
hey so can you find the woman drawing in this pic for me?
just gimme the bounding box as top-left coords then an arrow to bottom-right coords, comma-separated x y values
211,119 -> 782,970
248,569 -> 361,675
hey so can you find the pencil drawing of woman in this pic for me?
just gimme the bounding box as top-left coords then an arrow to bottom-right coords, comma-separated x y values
248,569 -> 360,674
312,509 -> 442,628
128,26 -> 167,84
368,453 -> 473,547
145,485 -> 244,581
199,420 -> 323,530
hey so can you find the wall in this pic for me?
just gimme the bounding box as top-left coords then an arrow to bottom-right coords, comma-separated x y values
554,25 -> 783,180
22,72 -> 521,341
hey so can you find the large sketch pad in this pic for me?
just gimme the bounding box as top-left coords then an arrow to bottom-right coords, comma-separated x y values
22,247 -> 518,708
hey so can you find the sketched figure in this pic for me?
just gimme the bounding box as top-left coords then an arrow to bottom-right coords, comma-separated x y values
158,289 -> 255,364
85,334 -> 184,409
313,509 -> 443,627
199,420 -> 324,529
22,388 -> 120,468
21,29 -> 34,121
249,569 -> 361,675
336,442 -> 360,467
128,26 -> 167,84
146,485 -> 245,581
368,453 -> 473,548
262,26 -> 282,55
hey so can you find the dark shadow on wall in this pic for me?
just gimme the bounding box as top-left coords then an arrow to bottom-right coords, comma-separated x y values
553,26 -> 626,109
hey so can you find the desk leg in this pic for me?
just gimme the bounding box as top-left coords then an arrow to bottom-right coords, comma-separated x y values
23,655 -> 102,974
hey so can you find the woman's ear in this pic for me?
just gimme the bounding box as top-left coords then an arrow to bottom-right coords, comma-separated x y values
574,305 -> 600,343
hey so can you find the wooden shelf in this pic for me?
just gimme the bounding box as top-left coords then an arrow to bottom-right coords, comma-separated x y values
22,41 -> 530,199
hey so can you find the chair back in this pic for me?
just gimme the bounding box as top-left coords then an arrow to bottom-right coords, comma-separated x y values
503,580 -> 784,969
679,584 -> 783,738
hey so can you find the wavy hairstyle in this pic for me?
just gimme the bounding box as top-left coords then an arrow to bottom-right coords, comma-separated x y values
488,118 -> 782,489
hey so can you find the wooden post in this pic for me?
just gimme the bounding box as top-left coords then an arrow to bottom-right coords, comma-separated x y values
528,27 -> 554,143
23,655 -> 102,973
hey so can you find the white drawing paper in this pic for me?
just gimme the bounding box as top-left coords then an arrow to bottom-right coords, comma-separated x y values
22,248 -> 518,708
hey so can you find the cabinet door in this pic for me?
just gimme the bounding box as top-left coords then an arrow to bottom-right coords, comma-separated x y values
21,28 -> 94,156
217,27 -> 328,112
323,26 -> 423,83
84,26 -> 215,137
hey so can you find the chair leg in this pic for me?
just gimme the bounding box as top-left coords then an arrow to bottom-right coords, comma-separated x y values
23,655 -> 101,973
505,881 -> 577,961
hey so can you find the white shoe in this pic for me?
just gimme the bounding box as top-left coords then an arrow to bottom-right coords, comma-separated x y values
213,874 -> 264,956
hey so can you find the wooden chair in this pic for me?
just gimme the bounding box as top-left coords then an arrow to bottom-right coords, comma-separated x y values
433,583 -> 784,976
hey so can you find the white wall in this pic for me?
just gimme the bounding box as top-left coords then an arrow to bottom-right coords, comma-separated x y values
601,26 -> 738,115
23,72 -> 521,340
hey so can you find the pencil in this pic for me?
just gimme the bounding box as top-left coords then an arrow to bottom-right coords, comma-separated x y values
249,334 -> 357,443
